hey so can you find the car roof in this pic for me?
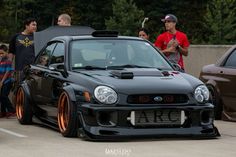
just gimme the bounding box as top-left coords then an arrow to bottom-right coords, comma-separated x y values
35,27 -> 146,55
51,30 -> 143,41
52,34 -> 144,41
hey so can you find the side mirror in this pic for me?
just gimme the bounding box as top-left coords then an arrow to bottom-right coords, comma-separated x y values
49,63 -> 68,77
23,64 -> 31,74
172,63 -> 183,72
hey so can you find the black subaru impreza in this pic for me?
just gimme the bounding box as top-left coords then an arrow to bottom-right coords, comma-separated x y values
15,27 -> 219,140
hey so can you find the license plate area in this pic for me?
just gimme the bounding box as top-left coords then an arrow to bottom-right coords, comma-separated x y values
129,110 -> 185,126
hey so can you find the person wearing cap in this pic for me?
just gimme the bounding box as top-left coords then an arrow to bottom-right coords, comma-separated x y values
154,14 -> 189,71
57,13 -> 71,26
0,44 -> 15,118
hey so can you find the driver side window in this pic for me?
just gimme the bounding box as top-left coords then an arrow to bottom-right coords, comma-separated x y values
49,42 -> 65,65
224,49 -> 236,68
35,43 -> 56,67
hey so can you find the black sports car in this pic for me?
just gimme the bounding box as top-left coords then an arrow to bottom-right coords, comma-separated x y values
16,28 -> 219,140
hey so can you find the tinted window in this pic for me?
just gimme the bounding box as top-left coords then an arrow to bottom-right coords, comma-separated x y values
49,42 -> 65,65
224,49 -> 236,68
69,39 -> 172,70
35,43 -> 56,66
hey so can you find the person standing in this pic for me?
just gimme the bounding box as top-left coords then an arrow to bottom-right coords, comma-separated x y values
138,28 -> 150,40
8,18 -> 37,93
0,44 -> 15,118
154,14 -> 189,71
57,13 -> 71,26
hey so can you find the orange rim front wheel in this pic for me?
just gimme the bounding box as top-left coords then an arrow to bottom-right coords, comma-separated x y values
58,92 -> 70,133
16,87 -> 24,120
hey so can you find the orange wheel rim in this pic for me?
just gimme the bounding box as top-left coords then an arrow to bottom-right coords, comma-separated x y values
58,92 -> 70,132
16,88 -> 24,119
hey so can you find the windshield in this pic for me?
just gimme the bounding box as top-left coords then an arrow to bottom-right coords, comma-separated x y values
69,39 -> 173,70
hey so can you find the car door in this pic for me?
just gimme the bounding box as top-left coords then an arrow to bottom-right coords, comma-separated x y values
29,41 -> 65,121
219,49 -> 236,112
39,42 -> 66,119
30,42 -> 57,104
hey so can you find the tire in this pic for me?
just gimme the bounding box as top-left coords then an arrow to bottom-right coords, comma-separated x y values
15,87 -> 33,124
208,86 -> 223,120
58,91 -> 78,137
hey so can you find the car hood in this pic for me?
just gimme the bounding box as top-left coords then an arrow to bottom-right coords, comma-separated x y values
74,68 -> 202,94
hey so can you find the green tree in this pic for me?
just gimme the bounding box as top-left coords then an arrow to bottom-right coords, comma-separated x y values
76,0 -> 112,29
204,0 -> 236,44
135,0 -> 175,41
0,0 -> 71,40
3,0 -> 38,31
1,0 -> 235,45
135,0 -> 209,43
105,0 -> 144,36
173,0 -> 209,44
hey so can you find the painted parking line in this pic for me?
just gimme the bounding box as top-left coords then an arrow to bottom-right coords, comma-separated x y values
0,128 -> 27,138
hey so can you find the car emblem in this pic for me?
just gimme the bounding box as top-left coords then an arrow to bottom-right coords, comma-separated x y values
154,96 -> 163,102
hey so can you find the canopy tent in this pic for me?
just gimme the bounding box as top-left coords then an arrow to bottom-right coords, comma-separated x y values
34,26 -> 95,55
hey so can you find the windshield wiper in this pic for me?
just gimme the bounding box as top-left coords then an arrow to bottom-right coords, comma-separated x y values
72,66 -> 106,70
106,64 -> 153,70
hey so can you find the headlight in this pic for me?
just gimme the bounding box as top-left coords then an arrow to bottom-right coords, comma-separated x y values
94,86 -> 117,104
194,85 -> 209,103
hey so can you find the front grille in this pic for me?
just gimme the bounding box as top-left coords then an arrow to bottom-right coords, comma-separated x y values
127,94 -> 189,104
133,109 -> 182,126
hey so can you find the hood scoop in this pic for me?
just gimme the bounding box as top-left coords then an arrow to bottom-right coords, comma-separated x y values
110,68 -> 164,79
110,71 -> 134,79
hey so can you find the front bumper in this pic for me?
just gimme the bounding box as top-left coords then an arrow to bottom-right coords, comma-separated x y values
77,103 -> 220,140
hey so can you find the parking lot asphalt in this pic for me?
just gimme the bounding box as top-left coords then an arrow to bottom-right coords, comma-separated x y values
0,118 -> 236,157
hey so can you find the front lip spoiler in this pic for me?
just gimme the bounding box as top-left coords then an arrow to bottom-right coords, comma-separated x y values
79,124 -> 220,141
77,112 -> 220,141
76,103 -> 220,140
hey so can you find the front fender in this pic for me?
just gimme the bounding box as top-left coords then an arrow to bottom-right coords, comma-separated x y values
205,80 -> 221,96
63,84 -> 89,102
20,81 -> 31,101
63,85 -> 77,102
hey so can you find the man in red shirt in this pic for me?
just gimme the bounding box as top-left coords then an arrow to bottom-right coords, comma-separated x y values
154,14 -> 189,71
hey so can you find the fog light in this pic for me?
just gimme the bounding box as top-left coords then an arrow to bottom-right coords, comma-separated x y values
201,110 -> 212,124
97,111 -> 117,126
